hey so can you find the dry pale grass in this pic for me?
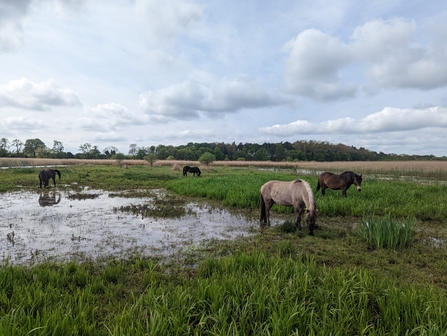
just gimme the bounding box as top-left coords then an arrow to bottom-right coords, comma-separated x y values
161,160 -> 447,173
2,157 -> 447,173
172,163 -> 180,171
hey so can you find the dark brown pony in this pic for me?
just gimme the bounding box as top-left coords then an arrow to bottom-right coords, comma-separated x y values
39,169 -> 61,188
316,171 -> 362,197
260,179 -> 317,235
183,166 -> 201,177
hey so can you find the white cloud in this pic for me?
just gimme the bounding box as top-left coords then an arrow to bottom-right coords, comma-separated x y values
0,78 -> 81,110
282,28 -> 357,100
259,106 -> 447,135
148,128 -> 216,141
78,103 -> 146,132
282,17 -> 447,100
350,18 -> 447,90
2,1 -> 447,156
350,18 -> 416,63
0,0 -> 87,52
135,0 -> 203,41
139,76 -> 292,123
0,0 -> 32,51
1,116 -> 48,131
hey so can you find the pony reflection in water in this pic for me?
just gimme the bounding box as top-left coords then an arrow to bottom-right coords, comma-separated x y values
38,191 -> 62,207
260,179 -> 317,235
38,168 -> 61,188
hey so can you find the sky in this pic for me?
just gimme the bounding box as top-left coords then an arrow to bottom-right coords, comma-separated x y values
1,0 -> 447,156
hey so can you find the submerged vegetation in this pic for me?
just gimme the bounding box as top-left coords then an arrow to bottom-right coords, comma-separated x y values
114,194 -> 189,218
1,162 -> 447,334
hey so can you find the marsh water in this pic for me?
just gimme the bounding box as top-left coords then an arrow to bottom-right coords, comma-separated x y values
1,187 -> 258,265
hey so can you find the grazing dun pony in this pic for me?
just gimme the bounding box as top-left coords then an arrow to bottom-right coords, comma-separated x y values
260,179 -> 317,235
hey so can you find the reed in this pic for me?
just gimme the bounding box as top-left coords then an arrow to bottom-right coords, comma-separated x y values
3,157 -> 447,175
357,214 -> 417,249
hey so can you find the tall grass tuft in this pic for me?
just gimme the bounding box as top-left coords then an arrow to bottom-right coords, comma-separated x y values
357,214 -> 416,249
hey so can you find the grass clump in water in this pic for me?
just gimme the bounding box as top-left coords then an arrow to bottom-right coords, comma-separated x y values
115,195 -> 188,218
357,214 -> 416,249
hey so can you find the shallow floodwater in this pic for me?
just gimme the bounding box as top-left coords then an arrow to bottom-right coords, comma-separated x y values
1,188 -> 258,265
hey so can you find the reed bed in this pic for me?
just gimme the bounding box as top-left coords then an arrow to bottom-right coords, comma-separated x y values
3,157 -> 447,172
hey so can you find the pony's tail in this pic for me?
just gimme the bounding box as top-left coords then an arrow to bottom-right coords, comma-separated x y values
55,169 -> 61,180
260,194 -> 266,223
316,180 -> 320,192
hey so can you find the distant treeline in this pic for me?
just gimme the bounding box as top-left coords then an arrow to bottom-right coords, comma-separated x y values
151,141 -> 446,162
1,137 -> 446,162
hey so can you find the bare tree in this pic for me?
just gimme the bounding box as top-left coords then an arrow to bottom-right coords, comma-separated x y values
11,139 -> 23,156
79,143 -> 92,158
128,143 -> 138,157
52,140 -> 65,158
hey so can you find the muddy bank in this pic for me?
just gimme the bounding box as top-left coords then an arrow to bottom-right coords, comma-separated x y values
1,188 -> 258,265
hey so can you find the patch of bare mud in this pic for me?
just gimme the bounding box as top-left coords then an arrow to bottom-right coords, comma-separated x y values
0,188 -> 258,265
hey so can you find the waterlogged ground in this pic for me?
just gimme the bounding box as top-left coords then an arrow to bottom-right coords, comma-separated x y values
1,187 -> 258,265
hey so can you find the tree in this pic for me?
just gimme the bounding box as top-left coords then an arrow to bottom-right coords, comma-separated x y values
254,148 -> 269,161
11,139 -> 23,156
79,143 -> 92,158
24,138 -> 46,158
136,147 -> 149,159
274,143 -> 285,162
89,145 -> 101,159
112,153 -> 126,164
213,146 -> 224,160
52,140 -> 65,158
36,145 -> 50,158
199,152 -> 216,166
128,143 -> 138,157
103,146 -> 118,157
144,153 -> 158,166
0,138 -> 9,157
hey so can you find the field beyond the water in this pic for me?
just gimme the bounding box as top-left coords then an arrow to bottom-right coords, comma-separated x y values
1,161 -> 447,335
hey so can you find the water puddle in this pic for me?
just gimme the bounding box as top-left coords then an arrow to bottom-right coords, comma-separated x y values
0,188 -> 258,265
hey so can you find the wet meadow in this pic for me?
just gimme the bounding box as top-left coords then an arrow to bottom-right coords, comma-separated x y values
1,162 -> 447,335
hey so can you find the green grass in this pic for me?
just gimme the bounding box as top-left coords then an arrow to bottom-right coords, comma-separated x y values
357,214 -> 416,249
2,253 -> 447,335
2,164 -> 447,334
166,167 -> 447,221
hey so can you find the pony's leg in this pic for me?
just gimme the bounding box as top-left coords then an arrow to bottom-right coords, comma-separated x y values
39,178 -> 42,188
53,177 -> 56,187
260,201 -> 265,224
321,185 -> 326,195
342,188 -> 347,197
295,207 -> 303,230
265,201 -> 274,226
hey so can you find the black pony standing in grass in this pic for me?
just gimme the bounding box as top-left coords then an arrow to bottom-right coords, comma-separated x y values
183,166 -> 201,177
39,169 -> 61,188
